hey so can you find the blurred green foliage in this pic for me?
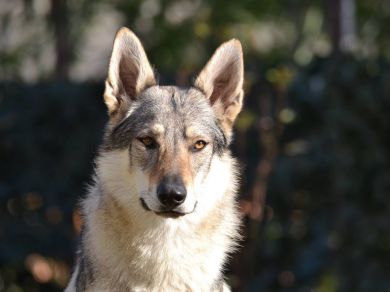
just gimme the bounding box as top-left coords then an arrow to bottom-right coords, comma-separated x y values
0,0 -> 389,291
1,0 -> 390,80
237,55 -> 390,291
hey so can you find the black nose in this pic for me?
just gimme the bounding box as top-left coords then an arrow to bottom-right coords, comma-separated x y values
157,176 -> 187,209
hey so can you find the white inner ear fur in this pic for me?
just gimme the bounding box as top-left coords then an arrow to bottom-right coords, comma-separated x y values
195,39 -> 244,129
104,27 -> 156,119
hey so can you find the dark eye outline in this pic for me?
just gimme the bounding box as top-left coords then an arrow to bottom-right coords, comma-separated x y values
138,137 -> 158,149
193,140 -> 208,151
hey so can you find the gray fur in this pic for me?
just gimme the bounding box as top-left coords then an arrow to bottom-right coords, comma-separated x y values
103,86 -> 227,155
75,252 -> 95,291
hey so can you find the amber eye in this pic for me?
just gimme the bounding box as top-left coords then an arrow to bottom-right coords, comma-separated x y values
138,137 -> 156,149
193,140 -> 207,151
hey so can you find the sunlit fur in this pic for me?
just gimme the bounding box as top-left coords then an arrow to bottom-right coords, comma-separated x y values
66,27 -> 244,292
84,151 -> 239,291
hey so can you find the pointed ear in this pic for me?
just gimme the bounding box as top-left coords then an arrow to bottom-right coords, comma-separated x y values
104,27 -> 156,119
195,39 -> 244,132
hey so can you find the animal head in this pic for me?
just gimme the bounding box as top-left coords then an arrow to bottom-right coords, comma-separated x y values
97,27 -> 243,219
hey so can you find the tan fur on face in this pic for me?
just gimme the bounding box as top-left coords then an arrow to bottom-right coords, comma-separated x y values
148,143 -> 193,187
176,147 -> 193,186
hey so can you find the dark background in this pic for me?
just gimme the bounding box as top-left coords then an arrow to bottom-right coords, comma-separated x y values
0,0 -> 389,291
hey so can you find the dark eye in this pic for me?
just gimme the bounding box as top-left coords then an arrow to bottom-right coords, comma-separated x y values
193,140 -> 207,151
138,137 -> 157,149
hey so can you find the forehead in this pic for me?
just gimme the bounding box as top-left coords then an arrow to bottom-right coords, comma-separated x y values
131,86 -> 215,134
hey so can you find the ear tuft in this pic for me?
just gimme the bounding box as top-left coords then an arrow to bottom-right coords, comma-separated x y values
195,39 -> 244,132
104,27 -> 156,118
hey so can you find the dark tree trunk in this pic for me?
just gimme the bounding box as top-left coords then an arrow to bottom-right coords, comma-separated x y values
49,0 -> 71,80
327,0 -> 342,54
326,0 -> 356,54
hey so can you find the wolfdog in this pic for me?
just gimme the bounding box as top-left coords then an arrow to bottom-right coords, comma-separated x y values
65,27 -> 244,291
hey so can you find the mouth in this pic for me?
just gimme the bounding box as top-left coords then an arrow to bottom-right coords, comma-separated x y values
140,199 -> 197,219
154,211 -> 188,218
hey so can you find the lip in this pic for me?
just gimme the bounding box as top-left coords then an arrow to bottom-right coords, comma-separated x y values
154,211 -> 187,218
140,198 -> 151,211
140,198 -> 197,219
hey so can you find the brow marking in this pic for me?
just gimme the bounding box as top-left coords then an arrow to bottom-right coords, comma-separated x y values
151,124 -> 165,135
185,126 -> 196,138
